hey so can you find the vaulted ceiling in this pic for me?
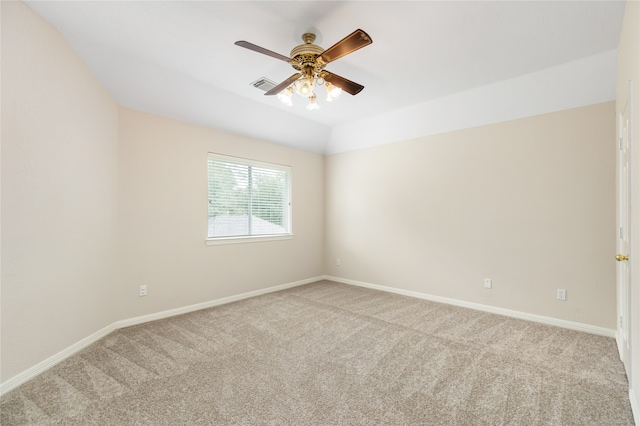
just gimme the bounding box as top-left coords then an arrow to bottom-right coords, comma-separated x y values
25,1 -> 626,154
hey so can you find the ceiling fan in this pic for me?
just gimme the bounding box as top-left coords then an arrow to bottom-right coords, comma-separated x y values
235,29 -> 372,109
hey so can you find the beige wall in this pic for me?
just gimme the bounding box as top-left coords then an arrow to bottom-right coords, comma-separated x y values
617,0 -> 640,419
1,1 -> 120,381
116,108 -> 324,320
325,102 -> 616,329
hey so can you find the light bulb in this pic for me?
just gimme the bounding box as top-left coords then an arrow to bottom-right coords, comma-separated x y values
277,86 -> 293,106
296,77 -> 315,98
306,95 -> 321,111
299,81 -> 310,96
325,82 -> 342,102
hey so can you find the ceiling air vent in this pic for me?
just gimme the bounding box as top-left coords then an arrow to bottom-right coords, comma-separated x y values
251,78 -> 277,92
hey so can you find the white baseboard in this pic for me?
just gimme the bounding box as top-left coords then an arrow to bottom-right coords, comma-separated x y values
0,275 -> 619,397
616,330 -> 624,360
616,335 -> 638,425
0,323 -> 118,397
0,276 -> 322,397
324,275 -> 616,338
631,387 -> 639,426
115,276 -> 323,329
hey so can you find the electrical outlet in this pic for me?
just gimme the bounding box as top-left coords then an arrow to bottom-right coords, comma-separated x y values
139,285 -> 147,297
483,278 -> 492,289
336,258 -> 341,266
556,288 -> 566,301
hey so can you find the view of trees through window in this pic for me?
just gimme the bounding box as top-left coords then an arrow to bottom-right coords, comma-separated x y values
207,157 -> 290,238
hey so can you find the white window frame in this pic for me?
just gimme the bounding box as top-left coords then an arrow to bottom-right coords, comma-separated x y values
206,153 -> 293,246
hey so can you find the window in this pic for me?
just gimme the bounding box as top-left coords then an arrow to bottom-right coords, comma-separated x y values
207,153 -> 292,244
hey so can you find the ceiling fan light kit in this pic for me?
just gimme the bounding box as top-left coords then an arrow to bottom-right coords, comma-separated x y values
235,29 -> 372,110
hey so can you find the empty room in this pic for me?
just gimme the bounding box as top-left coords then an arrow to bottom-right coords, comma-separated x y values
1,1 -> 639,424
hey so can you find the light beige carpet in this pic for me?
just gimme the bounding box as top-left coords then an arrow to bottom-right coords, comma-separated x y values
1,280 -> 634,425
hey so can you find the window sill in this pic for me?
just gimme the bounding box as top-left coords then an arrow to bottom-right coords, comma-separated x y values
205,234 -> 293,246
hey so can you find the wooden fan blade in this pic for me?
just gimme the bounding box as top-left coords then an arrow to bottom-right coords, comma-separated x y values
235,41 -> 292,62
318,29 -> 372,64
265,73 -> 301,96
323,71 -> 364,95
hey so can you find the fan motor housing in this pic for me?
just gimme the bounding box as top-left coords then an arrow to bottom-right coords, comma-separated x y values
290,33 -> 325,74
290,43 -> 323,58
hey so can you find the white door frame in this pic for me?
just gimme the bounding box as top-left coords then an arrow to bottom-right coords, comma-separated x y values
617,82 -> 632,379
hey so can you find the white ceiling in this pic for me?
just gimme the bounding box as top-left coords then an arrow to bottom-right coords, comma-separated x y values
25,1 -> 626,154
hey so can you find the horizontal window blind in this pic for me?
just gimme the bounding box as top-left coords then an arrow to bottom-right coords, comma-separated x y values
207,154 -> 291,239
